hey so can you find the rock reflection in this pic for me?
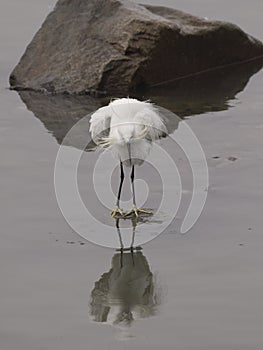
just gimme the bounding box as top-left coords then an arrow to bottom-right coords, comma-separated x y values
142,57 -> 263,116
18,92 -> 101,149
18,91 -> 180,151
16,57 -> 263,149
89,219 -> 161,338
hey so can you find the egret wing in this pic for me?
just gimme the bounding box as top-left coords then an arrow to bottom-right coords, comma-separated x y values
89,106 -> 112,145
134,107 -> 167,141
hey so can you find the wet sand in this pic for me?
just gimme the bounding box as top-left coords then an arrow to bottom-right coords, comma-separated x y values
1,1 -> 263,349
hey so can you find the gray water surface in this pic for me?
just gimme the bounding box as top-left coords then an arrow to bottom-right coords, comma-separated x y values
1,1 -> 263,349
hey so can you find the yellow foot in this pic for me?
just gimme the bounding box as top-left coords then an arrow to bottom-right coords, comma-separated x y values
111,206 -> 124,218
124,205 -> 153,218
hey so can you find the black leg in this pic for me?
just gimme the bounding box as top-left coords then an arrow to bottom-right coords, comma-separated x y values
127,141 -> 136,205
130,219 -> 136,248
131,246 -> 134,266
115,219 -> 124,267
111,162 -> 125,217
116,161 -> 124,207
130,165 -> 136,206
115,218 -> 123,248
130,219 -> 136,267
124,142 -> 152,218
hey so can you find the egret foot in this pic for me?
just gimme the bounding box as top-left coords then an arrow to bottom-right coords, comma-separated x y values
111,206 -> 124,218
124,205 -> 152,218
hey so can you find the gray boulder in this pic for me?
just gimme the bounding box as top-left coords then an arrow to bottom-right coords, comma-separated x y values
10,0 -> 263,95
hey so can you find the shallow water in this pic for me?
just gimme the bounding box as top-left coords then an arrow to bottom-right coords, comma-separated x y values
1,1 -> 263,349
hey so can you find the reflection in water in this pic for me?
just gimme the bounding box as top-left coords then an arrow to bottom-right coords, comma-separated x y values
18,91 -> 180,151
18,93 -> 101,149
89,219 -> 161,339
143,57 -> 263,115
17,57 -> 263,149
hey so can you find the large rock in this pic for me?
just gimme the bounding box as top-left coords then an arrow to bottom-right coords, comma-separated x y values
10,0 -> 263,95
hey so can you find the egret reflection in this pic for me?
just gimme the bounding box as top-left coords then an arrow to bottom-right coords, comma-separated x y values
89,219 -> 161,337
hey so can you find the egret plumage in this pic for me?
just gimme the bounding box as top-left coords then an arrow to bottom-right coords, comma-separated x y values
89,98 -> 167,218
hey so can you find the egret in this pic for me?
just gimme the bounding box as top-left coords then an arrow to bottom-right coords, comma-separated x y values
89,98 -> 167,218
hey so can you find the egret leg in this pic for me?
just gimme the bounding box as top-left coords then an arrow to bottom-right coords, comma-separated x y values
130,219 -> 136,266
130,218 -> 136,248
111,161 -> 124,218
115,219 -> 124,268
131,165 -> 136,207
115,219 -> 124,250
125,165 -> 153,218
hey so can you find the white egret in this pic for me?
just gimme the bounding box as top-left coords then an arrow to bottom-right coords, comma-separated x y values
89,98 -> 167,218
